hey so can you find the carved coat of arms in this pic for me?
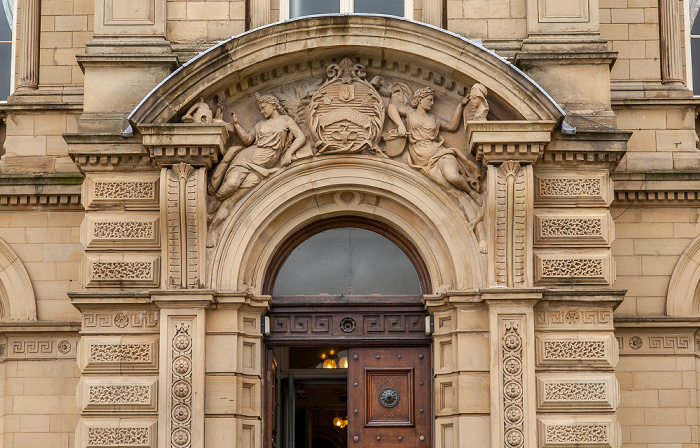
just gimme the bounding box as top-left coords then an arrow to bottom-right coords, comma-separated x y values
308,58 -> 385,154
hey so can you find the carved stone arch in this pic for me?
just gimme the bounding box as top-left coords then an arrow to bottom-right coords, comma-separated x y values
0,238 -> 37,321
209,155 -> 484,293
129,15 -> 563,126
667,233 -> 700,316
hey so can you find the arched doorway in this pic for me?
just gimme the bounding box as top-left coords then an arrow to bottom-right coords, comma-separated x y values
263,218 -> 432,448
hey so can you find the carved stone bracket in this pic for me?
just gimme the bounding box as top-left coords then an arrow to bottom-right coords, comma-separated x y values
467,121 -> 555,165
140,124 -> 229,169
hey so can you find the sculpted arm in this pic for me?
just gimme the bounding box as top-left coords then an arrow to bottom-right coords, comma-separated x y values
439,96 -> 469,132
281,117 -> 307,166
231,113 -> 256,146
387,103 -> 408,135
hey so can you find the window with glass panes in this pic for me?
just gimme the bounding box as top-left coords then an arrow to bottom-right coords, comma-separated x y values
689,0 -> 700,94
282,0 -> 412,21
0,0 -> 14,101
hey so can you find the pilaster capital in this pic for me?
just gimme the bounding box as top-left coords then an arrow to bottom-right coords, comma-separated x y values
138,123 -> 229,169
481,287 -> 544,308
467,121 -> 556,165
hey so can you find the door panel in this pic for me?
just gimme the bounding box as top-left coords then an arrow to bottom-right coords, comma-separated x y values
348,347 -> 431,448
264,348 -> 278,448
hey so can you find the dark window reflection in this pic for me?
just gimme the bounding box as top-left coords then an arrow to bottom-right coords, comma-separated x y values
289,0 -> 340,18
354,0 -> 404,16
273,227 -> 421,295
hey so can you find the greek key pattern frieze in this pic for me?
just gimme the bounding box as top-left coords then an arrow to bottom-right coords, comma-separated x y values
616,332 -> 695,355
7,337 -> 78,359
171,323 -> 193,448
534,310 -> 612,330
83,311 -> 159,333
502,321 -> 525,448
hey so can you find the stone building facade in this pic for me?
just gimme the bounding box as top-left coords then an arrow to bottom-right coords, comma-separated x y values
0,0 -> 698,447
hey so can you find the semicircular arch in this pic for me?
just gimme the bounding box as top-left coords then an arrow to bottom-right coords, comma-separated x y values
129,16 -> 563,126
209,155 -> 484,293
0,238 -> 37,321
667,234 -> 700,316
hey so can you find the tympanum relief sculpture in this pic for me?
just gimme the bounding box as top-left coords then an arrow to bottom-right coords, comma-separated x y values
182,58 -> 490,251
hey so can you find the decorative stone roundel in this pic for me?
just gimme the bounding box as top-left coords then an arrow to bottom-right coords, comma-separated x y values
379,387 -> 400,408
340,318 -> 357,333
629,336 -> 643,350
174,334 -> 191,351
504,334 -> 521,350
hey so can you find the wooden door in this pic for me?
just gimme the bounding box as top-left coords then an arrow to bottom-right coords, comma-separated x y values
264,347 -> 278,448
348,347 -> 431,448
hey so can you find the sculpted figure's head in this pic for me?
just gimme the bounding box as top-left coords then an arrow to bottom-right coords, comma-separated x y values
411,87 -> 435,110
255,93 -> 287,118
470,83 -> 487,102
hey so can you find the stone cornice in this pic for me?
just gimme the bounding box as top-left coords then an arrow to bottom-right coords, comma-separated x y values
612,171 -> 700,204
65,133 -> 156,172
0,174 -> 83,209
540,130 -> 630,169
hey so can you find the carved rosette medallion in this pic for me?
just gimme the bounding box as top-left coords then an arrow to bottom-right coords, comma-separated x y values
309,58 -> 384,154
171,324 -> 193,448
503,322 -> 525,448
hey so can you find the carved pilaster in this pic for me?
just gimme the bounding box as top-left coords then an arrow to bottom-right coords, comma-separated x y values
16,0 -> 40,90
154,293 -> 211,448
485,291 -> 540,448
250,0 -> 271,28
659,0 -> 683,84
162,164 -> 207,289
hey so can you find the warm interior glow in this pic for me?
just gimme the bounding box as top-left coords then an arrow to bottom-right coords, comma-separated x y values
322,359 -> 337,369
333,416 -> 348,429
339,357 -> 348,368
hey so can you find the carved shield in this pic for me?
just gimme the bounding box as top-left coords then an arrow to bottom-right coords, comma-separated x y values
309,58 -> 385,154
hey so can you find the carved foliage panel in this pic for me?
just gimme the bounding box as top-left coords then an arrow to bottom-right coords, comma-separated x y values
79,376 -> 158,414
85,173 -> 160,211
534,211 -> 612,246
533,171 -> 611,207
85,214 -> 161,249
536,373 -> 618,411
537,416 -> 618,448
85,254 -> 160,288
78,418 -> 157,448
535,333 -> 617,369
534,250 -> 613,286
78,336 -> 159,373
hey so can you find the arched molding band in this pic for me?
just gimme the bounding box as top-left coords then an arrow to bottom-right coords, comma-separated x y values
0,238 -> 38,321
208,155 -> 484,293
129,16 -> 563,126
667,233 -> 700,316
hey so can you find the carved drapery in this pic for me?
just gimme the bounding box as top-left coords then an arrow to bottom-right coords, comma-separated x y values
16,0 -> 40,90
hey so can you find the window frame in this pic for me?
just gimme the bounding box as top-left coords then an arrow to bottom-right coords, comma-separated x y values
0,0 -> 16,102
686,0 -> 699,94
280,0 -> 414,21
